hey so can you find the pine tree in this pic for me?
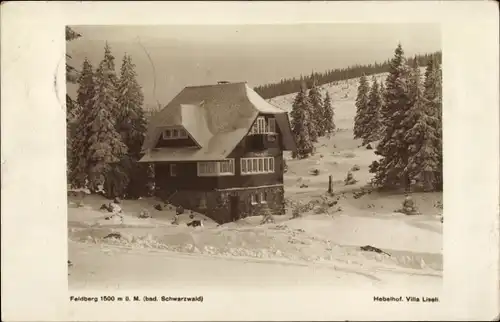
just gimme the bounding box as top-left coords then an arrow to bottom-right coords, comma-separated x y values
370,43 -> 412,190
322,92 -> 336,136
353,74 -> 370,139
75,58 -> 95,120
69,44 -> 127,193
66,27 -> 81,86
435,63 -> 443,189
66,27 -> 81,181
68,59 -> 95,182
379,80 -> 386,103
290,82 -> 314,158
308,79 -> 325,137
403,57 -> 441,191
115,54 -> 153,198
361,77 -> 383,145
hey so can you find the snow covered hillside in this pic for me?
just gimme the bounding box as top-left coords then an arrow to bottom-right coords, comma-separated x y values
68,70 -> 443,291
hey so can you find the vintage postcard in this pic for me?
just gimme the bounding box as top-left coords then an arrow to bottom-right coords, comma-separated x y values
1,1 -> 499,321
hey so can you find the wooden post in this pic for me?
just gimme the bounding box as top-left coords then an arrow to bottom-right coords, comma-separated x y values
328,175 -> 333,194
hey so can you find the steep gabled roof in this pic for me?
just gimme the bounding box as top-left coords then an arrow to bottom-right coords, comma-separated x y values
139,82 -> 296,162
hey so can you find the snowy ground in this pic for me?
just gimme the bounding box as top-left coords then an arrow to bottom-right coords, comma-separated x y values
68,72 -> 443,291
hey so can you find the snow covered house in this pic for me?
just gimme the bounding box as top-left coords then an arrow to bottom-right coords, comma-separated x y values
139,82 -> 297,224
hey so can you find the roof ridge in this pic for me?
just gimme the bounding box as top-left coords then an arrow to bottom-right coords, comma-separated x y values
184,82 -> 247,89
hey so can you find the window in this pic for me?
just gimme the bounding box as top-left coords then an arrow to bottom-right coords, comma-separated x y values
248,117 -> 278,135
260,191 -> 267,204
162,129 -> 171,139
219,159 -> 234,174
162,127 -> 188,140
250,194 -> 257,205
257,117 -> 266,133
268,118 -> 276,133
242,159 -> 247,173
197,159 -> 235,176
240,157 -> 276,175
170,164 -> 177,177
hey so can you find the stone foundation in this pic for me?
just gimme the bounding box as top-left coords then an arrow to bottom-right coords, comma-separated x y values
160,185 -> 285,224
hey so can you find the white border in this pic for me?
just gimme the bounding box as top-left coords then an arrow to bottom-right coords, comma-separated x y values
1,1 -> 499,321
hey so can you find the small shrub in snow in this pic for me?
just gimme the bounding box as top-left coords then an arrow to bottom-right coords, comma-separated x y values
344,171 -> 358,185
299,183 -> 309,188
396,195 -> 420,216
260,210 -> 275,225
359,245 -> 391,257
313,206 -> 327,215
109,202 -> 122,214
351,164 -> 361,171
100,203 -> 112,212
154,204 -> 163,211
104,232 -> 122,240
138,209 -> 151,219
310,168 -> 320,176
353,190 -> 368,199
187,220 -> 203,227
327,200 -> 338,207
366,143 -> 373,150
292,208 -> 302,219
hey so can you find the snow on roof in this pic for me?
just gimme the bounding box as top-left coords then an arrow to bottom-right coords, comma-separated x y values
140,82 -> 296,162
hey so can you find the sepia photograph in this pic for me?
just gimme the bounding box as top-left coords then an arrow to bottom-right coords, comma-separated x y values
66,24 -> 444,291
2,2 -> 498,321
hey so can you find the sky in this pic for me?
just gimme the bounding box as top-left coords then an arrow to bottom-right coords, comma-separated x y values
67,24 -> 441,109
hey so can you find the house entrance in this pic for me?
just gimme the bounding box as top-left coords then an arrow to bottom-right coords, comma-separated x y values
229,195 -> 239,221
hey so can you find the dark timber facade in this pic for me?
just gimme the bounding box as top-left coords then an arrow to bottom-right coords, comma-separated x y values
139,82 -> 296,224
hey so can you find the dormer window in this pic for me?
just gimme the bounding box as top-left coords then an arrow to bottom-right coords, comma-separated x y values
162,127 -> 189,140
249,117 -> 277,135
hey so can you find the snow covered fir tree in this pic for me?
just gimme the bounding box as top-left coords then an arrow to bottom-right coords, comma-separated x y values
368,44 -> 442,192
361,76 -> 383,145
290,81 -> 315,159
289,77 -> 337,159
353,74 -> 370,139
308,79 -> 324,139
68,42 -> 152,198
